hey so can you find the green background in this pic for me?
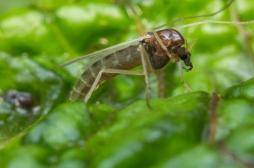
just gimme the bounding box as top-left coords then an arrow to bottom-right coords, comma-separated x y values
0,0 -> 254,167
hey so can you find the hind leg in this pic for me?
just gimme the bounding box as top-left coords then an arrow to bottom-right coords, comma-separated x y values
84,69 -> 144,103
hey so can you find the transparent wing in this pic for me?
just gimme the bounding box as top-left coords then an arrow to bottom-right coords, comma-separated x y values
61,37 -> 143,67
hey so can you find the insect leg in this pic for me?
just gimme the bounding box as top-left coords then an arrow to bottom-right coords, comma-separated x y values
177,62 -> 192,91
84,69 -> 144,103
138,44 -> 153,108
153,31 -> 172,59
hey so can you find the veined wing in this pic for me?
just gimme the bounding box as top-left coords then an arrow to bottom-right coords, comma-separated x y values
61,36 -> 143,67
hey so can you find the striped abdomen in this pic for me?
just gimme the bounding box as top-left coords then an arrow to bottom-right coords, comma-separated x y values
69,44 -> 141,101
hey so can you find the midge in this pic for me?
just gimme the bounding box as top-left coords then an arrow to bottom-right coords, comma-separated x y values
62,28 -> 192,103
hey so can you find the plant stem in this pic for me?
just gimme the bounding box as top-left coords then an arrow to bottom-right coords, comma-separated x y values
230,3 -> 254,63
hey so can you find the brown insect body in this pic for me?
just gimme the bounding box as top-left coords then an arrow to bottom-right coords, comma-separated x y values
142,29 -> 186,69
69,29 -> 191,101
70,45 -> 141,101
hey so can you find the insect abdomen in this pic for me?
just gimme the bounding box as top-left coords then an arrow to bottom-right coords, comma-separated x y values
69,45 -> 141,101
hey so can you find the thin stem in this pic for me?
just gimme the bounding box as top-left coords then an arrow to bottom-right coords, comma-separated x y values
230,3 -> 254,62
29,5 -> 77,57
172,0 -> 235,25
155,70 -> 166,97
207,92 -> 220,144
154,0 -> 235,30
49,23 -> 77,57
126,4 -> 146,35
176,19 -> 254,29
219,142 -> 254,168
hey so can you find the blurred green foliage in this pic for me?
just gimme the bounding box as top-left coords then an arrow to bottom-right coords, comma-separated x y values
0,0 -> 254,167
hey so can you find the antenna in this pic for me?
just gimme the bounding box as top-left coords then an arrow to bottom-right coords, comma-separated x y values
154,0 -> 235,30
171,0 -> 235,25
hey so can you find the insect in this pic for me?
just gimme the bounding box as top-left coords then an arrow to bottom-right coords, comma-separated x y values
62,0 -> 254,104
2,90 -> 34,109
62,28 -> 192,103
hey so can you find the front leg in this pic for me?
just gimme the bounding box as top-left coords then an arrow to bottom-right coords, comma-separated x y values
138,44 -> 154,108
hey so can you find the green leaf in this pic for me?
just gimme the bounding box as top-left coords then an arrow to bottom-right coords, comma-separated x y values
0,52 -> 67,141
85,92 -> 210,168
